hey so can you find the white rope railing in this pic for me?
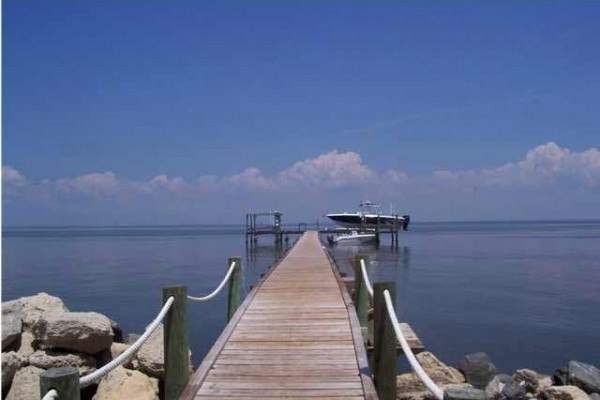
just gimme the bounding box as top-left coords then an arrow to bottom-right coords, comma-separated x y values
360,258 -> 374,297
187,261 -> 237,301
383,290 -> 444,400
41,389 -> 58,400
79,296 -> 175,388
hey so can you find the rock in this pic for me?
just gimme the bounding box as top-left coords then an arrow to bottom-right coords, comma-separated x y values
92,366 -> 159,400
4,293 -> 69,328
538,377 -> 553,391
444,385 -> 491,400
568,361 -> 600,394
396,353 -> 467,400
32,311 -> 113,354
588,394 -> 600,400
398,382 -> 472,400
419,352 -> 466,384
459,353 -> 498,390
111,342 -> 130,359
1,352 -> 24,393
542,386 -> 591,400
486,376 -> 506,399
555,369 -> 570,386
110,319 -> 124,343
5,366 -> 43,400
502,381 -> 526,400
28,349 -> 96,375
516,369 -> 541,389
16,330 -> 36,357
133,324 -> 164,379
395,352 -> 465,400
125,333 -> 141,344
2,307 -> 22,351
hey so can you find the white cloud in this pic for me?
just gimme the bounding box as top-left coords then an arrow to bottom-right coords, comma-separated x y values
226,167 -> 273,190
55,172 -> 120,196
433,142 -> 600,188
2,166 -> 27,187
277,150 -> 374,188
148,174 -> 185,192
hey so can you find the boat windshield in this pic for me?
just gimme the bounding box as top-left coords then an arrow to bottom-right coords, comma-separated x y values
359,201 -> 381,215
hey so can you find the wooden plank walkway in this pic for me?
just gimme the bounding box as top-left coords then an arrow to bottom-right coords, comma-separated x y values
181,231 -> 377,400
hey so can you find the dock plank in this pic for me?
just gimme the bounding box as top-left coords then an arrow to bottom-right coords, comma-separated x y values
180,231 -> 378,400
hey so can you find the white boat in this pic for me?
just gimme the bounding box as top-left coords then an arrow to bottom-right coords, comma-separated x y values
327,230 -> 377,245
326,201 -> 410,230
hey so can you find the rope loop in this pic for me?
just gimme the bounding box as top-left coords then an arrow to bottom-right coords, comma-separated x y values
79,296 -> 175,388
187,260 -> 237,302
360,258 -> 374,297
41,389 -> 58,400
383,290 -> 444,400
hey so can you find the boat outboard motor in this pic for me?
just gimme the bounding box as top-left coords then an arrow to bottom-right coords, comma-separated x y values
402,215 -> 410,231
327,234 -> 335,245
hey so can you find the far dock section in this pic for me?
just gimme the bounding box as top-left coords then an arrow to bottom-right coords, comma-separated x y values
246,210 -> 404,247
181,231 -> 378,400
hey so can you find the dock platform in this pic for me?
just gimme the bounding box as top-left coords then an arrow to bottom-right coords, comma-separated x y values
180,231 -> 377,400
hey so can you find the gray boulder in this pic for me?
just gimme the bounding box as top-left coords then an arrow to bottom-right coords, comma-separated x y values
92,366 -> 159,400
485,376 -> 506,399
133,324 -> 164,379
32,311 -> 113,354
515,369 -> 540,389
2,307 -> 22,351
4,292 -> 68,328
5,366 -> 43,400
588,394 -> 600,400
458,353 -> 498,389
1,352 -> 24,393
568,361 -> 600,394
28,349 -> 96,375
502,381 -> 526,400
542,386 -> 591,400
444,386 -> 491,400
397,353 -> 466,400
16,330 -> 36,357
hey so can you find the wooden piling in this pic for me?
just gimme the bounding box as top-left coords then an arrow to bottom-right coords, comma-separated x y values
40,367 -> 80,400
353,254 -> 369,328
227,257 -> 242,321
373,282 -> 397,400
163,285 -> 190,400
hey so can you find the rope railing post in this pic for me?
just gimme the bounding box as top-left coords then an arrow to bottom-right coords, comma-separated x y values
40,367 -> 80,400
373,282 -> 397,400
163,285 -> 190,400
353,255 -> 369,328
227,256 -> 242,321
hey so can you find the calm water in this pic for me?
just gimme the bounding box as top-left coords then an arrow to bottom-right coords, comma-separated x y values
3,222 -> 599,373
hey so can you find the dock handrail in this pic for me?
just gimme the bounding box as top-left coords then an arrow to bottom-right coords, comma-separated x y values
41,389 -> 58,400
358,256 -> 444,400
79,296 -> 175,388
187,260 -> 237,301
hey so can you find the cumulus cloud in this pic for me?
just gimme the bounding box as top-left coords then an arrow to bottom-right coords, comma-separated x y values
55,172 -> 120,197
2,166 -> 27,187
277,150 -> 374,188
433,142 -> 600,188
3,144 -> 598,209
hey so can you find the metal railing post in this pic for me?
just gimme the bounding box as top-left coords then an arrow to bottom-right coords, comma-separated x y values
40,367 -> 80,400
163,285 -> 190,400
373,282 -> 397,400
227,257 -> 242,321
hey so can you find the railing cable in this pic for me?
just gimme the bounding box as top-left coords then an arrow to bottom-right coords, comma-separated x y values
187,261 -> 237,301
383,289 -> 444,400
360,258 -> 374,297
79,296 -> 175,388
41,389 -> 58,400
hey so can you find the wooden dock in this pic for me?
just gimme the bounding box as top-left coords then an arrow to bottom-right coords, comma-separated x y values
180,231 -> 377,400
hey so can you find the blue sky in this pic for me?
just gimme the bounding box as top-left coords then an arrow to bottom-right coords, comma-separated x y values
3,1 -> 599,225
